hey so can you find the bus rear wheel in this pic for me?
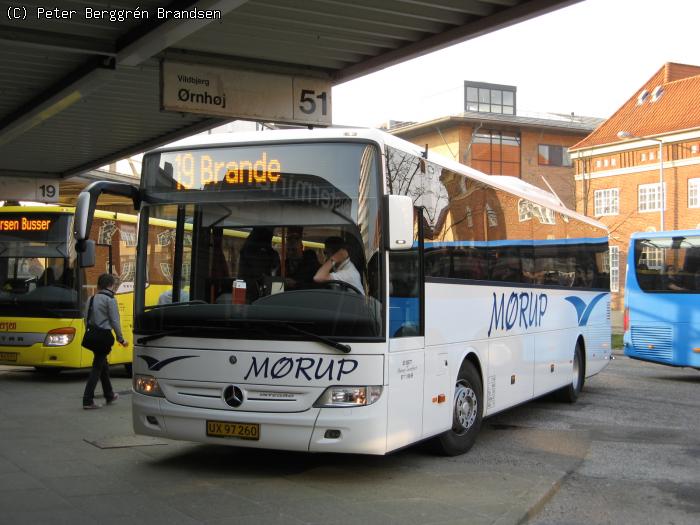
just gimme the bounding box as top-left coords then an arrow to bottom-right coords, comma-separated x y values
557,342 -> 584,403
436,361 -> 483,456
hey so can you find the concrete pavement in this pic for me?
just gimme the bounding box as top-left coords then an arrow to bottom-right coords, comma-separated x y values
0,364 -> 593,525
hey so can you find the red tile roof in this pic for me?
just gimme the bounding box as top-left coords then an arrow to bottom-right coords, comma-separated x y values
571,63 -> 700,150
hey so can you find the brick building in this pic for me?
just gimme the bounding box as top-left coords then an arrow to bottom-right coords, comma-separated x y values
389,81 -> 602,209
569,63 -> 700,317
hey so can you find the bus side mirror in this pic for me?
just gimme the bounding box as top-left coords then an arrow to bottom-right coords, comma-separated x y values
74,181 -> 140,253
386,195 -> 414,251
74,191 -> 93,252
79,240 -> 95,268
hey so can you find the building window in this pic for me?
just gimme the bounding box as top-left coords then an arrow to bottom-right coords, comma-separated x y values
538,145 -> 572,167
638,183 -> 665,212
641,153 -> 647,162
518,199 -> 531,222
535,206 -> 555,225
466,206 -> 473,227
639,245 -> 663,270
609,246 -> 619,293
611,158 -> 617,167
595,160 -> 601,168
486,204 -> 498,227
120,261 -> 135,283
689,178 -> 700,208
120,229 -> 137,247
518,199 -> 555,224
472,130 -> 520,176
464,81 -> 516,115
594,188 -> 619,216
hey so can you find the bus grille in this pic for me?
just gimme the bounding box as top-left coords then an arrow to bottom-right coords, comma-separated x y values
631,327 -> 673,362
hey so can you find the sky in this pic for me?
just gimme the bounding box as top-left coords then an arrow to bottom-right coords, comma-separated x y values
332,0 -> 700,127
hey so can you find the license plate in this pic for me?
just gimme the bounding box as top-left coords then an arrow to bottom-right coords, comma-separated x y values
206,420 -> 260,440
0,352 -> 18,362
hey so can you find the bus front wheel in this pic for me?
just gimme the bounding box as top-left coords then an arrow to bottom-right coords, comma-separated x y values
436,361 -> 483,456
557,342 -> 584,403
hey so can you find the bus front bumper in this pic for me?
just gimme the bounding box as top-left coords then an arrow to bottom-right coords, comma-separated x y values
133,392 -> 389,455
0,343 -> 74,368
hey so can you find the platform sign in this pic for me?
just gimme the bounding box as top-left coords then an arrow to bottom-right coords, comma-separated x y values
0,177 -> 59,203
161,61 -> 332,126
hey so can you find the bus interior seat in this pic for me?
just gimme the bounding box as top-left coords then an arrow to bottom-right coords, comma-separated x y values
38,267 -> 56,286
238,227 -> 281,301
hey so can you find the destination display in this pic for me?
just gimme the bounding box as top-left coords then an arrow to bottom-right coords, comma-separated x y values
0,213 -> 69,245
147,143 -> 367,218
167,151 -> 283,190
0,217 -> 52,232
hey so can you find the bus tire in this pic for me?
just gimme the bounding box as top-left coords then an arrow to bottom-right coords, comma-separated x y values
557,341 -> 584,403
436,361 -> 483,456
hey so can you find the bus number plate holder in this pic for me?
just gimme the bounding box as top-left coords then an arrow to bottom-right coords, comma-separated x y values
206,420 -> 259,440
0,352 -> 18,362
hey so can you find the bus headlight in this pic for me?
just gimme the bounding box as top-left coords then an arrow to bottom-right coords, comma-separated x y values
314,386 -> 383,407
44,327 -> 76,346
134,375 -> 164,397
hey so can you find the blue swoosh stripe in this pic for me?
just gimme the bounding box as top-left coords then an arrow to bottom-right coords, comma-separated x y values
564,296 -> 587,324
565,293 -> 607,326
139,355 -> 197,371
579,293 -> 607,326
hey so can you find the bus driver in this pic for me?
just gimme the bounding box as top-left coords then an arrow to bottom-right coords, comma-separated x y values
313,236 -> 364,294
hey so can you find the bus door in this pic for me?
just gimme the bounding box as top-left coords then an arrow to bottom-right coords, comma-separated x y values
387,207 -> 425,449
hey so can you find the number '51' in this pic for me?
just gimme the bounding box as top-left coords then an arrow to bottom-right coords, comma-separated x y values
299,89 -> 328,115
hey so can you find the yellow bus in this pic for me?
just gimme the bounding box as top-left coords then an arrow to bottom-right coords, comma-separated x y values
0,206 -> 139,373
0,205 -> 322,373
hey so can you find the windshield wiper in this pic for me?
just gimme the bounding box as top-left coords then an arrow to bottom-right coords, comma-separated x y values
269,321 -> 352,354
136,324 -> 245,344
208,318 -> 352,354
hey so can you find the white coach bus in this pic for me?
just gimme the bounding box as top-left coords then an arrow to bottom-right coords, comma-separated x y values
74,128 -> 611,455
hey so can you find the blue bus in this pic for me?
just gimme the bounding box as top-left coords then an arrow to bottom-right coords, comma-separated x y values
623,230 -> 700,369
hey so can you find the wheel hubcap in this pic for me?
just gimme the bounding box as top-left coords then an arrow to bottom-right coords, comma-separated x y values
453,381 -> 477,434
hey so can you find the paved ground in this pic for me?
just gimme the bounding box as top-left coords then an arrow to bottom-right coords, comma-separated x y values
529,353 -> 700,525
1,351 -> 696,525
0,364 -> 587,525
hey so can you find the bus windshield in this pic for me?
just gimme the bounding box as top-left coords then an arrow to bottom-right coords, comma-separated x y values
634,235 -> 700,293
137,141 -> 383,340
0,212 -> 78,315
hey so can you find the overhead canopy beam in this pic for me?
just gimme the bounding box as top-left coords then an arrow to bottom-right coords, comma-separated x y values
0,0 -> 247,147
0,58 -> 115,147
0,26 -> 116,56
0,0 -> 581,181
117,0 -> 250,66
